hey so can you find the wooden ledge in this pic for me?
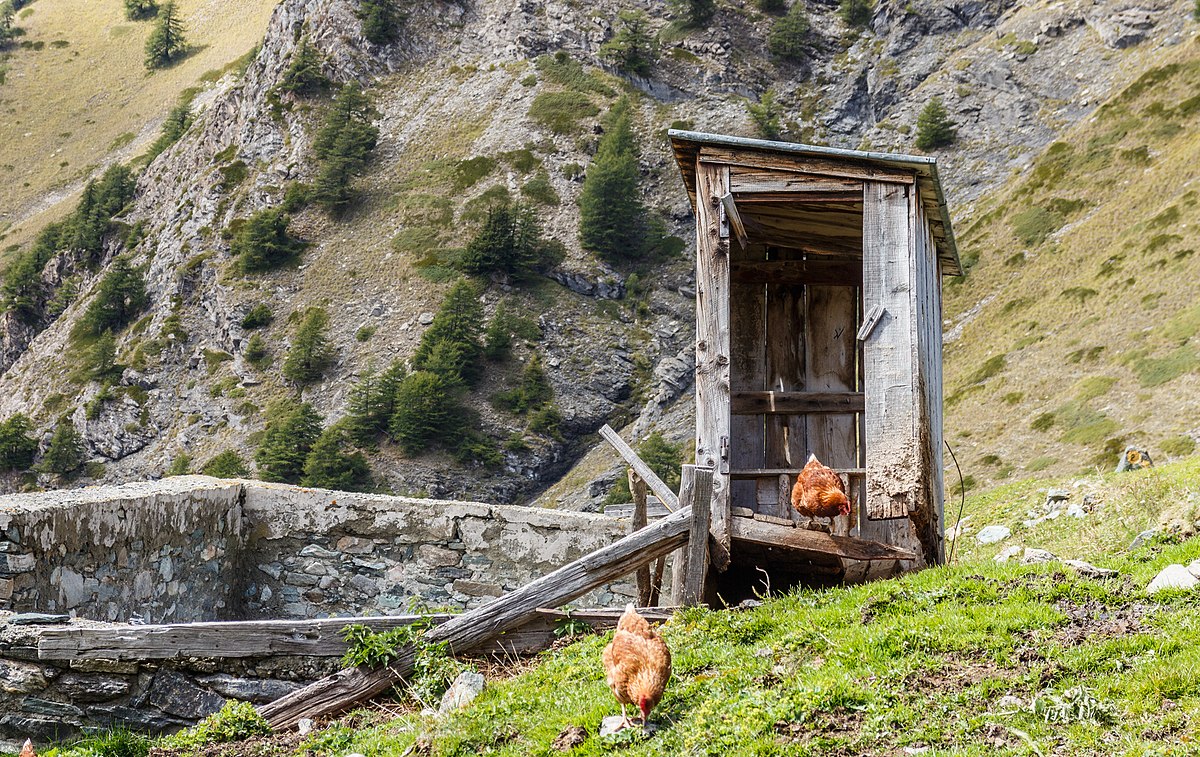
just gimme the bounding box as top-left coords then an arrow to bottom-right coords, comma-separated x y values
730,517 -> 916,562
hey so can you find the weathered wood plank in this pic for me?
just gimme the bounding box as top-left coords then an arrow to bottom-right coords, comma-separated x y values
699,147 -> 916,185
734,191 -> 863,205
730,467 -> 865,478
720,193 -> 750,250
731,391 -> 864,415
805,284 -> 859,537
679,466 -> 714,606
731,260 -> 861,287
861,181 -> 917,522
629,470 -> 653,607
259,506 -> 696,727
599,424 -> 679,511
729,167 -> 863,195
695,160 -> 732,570
603,502 -> 673,519
729,240 -> 767,513
730,516 -> 918,562
911,190 -> 945,564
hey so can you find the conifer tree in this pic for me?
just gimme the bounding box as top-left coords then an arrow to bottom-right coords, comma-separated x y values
301,423 -> 372,491
0,2 -> 16,47
357,0 -> 402,44
278,37 -> 330,97
232,207 -> 305,273
497,352 -> 553,413
388,371 -> 459,454
411,281 -> 484,385
82,330 -> 120,382
165,453 -> 190,476
915,97 -> 957,150
748,89 -> 783,140
40,419 -> 84,477
599,10 -> 655,76
282,307 -> 334,385
146,102 -> 192,161
125,0 -> 158,20
483,301 -> 515,361
311,83 -> 379,210
579,98 -> 649,262
839,0 -> 873,28
669,0 -> 716,27
77,258 -> 148,338
346,360 -> 406,444
459,201 -> 552,280
768,2 -> 811,60
244,333 -> 269,367
254,401 -> 322,483
0,414 -> 38,472
144,1 -> 187,70
201,449 -> 249,478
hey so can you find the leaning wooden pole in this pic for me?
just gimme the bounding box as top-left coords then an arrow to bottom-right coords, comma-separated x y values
259,505 -> 695,728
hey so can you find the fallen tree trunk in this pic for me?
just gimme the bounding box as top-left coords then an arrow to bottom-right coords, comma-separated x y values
259,505 -> 694,728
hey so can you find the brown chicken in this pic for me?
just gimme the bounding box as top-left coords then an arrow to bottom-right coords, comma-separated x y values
791,454 -> 852,534
19,739 -> 35,757
602,604 -> 672,727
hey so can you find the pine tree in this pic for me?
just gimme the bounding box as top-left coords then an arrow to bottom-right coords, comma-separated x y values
282,307 -> 334,385
915,97 -> 957,150
497,352 -> 554,413
301,423 -> 373,491
278,37 -> 330,97
311,83 -> 379,210
460,201 -> 555,281
411,281 -> 484,385
125,0 -> 158,20
241,303 -> 273,329
232,207 -> 305,273
357,0 -> 403,44
77,258 -> 148,338
144,1 -> 187,70
669,0 -> 716,27
165,453 -> 190,476
254,401 -> 322,483
483,301 -> 515,361
0,414 -> 37,472
244,333 -> 269,367
839,0 -> 873,28
81,330 -> 120,382
201,449 -> 249,478
346,360 -> 406,444
748,89 -> 782,140
599,10 -> 655,77
768,2 -> 811,61
388,371 -> 459,454
145,102 -> 192,161
579,98 -> 649,262
0,2 -> 16,47
40,419 -> 84,477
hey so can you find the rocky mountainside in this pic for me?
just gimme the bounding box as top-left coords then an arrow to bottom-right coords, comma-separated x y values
0,0 -> 1195,504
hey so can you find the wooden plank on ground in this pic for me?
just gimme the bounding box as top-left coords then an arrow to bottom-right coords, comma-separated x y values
731,391 -> 864,415
599,424 -> 678,511
258,505 -> 696,727
679,466 -> 714,607
695,160 -> 732,570
729,517 -> 917,562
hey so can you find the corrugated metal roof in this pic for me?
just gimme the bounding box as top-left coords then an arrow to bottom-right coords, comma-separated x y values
668,129 -> 961,275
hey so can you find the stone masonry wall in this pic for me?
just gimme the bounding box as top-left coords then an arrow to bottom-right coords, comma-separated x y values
239,482 -> 636,617
0,478 -> 244,624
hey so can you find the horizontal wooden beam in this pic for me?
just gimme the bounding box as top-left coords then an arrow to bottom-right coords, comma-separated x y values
729,468 -> 866,478
701,147 -> 915,185
734,192 -> 863,206
38,609 -> 676,662
730,261 -> 861,287
730,516 -> 917,562
730,171 -> 863,196
731,391 -> 865,415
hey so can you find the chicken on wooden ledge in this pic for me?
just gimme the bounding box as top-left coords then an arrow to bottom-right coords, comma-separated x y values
791,454 -> 853,536
602,604 -> 672,728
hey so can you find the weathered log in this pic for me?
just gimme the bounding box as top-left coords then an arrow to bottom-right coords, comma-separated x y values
258,505 -> 694,728
599,424 -> 678,511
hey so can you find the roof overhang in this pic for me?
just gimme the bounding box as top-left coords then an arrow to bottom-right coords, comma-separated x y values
668,130 -> 962,275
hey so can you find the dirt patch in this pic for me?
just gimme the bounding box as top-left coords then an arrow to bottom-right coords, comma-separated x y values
1052,600 -> 1150,646
148,731 -> 305,757
903,657 -> 1011,696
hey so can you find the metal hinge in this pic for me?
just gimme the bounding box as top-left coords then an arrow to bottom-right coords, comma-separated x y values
719,435 -> 729,474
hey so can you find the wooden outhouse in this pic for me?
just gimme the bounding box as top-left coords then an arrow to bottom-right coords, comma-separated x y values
668,130 -> 961,593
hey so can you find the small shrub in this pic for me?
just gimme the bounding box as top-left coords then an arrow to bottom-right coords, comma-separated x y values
839,0 -> 873,28
453,156 -> 496,191
758,0 -> 787,12
277,36 -> 330,96
124,0 -> 158,20
165,454 -> 190,476
521,171 -> 560,206
201,449 -> 249,478
748,88 -> 782,140
40,419 -> 84,477
232,207 -> 305,273
1011,207 -> 1064,246
76,259 -> 148,340
1031,413 -> 1056,432
355,325 -> 376,342
668,0 -> 716,27
159,701 -> 270,750
0,413 -> 38,472
357,0 -> 403,44
241,303 -> 273,330
529,91 -> 598,134
768,2 -> 812,61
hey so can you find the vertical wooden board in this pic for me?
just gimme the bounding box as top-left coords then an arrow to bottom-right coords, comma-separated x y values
912,195 -> 945,564
804,285 -> 858,469
764,249 -> 807,523
861,181 -> 919,525
695,160 -> 732,569
730,242 -> 767,512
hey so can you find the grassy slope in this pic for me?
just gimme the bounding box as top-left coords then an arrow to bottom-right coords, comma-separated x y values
0,0 -> 276,246
941,33 -> 1200,491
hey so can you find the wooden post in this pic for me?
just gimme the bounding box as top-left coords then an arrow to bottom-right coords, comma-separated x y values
679,465 -> 714,606
695,160 -> 732,571
629,469 -> 653,607
259,505 -> 696,728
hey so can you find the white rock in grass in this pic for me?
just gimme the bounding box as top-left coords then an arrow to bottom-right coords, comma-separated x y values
976,525 -> 1011,544
1021,548 -> 1058,565
1146,564 -> 1199,593
297,718 -> 314,736
1063,559 -> 1118,579
1188,560 -> 1200,579
439,671 -> 485,713
993,546 -> 1022,563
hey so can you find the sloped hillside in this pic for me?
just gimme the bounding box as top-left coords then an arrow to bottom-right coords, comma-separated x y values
943,35 -> 1200,491
0,0 -> 1193,504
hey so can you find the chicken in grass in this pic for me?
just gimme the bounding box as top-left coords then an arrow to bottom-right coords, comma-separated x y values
602,604 -> 672,728
791,454 -> 852,535
19,739 -> 35,757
